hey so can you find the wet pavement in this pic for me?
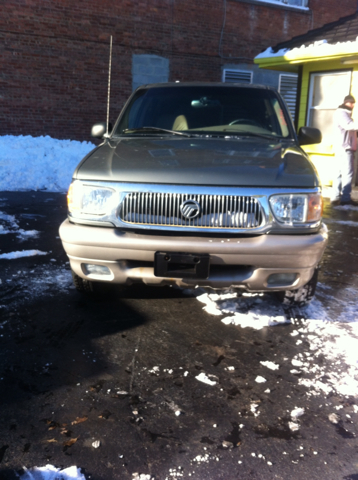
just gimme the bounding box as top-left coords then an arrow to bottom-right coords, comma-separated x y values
0,190 -> 358,480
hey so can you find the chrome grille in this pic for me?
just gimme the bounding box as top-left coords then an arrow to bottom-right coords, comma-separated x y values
119,192 -> 264,229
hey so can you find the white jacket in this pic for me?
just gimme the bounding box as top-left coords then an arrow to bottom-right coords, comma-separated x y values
334,105 -> 358,152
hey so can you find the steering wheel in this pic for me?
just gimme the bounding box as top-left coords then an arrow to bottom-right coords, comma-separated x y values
229,118 -> 262,127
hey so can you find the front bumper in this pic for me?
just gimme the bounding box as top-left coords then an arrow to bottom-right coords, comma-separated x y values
59,219 -> 328,291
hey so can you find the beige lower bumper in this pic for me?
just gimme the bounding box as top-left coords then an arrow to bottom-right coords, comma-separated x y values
59,219 -> 328,291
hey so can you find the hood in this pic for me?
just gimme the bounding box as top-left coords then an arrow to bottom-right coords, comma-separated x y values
75,137 -> 319,188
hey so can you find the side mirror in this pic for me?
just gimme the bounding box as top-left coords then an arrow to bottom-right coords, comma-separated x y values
298,126 -> 322,146
91,122 -> 112,138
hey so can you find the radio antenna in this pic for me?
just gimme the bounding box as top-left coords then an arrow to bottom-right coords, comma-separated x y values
105,35 -> 113,137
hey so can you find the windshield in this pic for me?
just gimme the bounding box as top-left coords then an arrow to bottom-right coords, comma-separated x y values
114,85 -> 293,139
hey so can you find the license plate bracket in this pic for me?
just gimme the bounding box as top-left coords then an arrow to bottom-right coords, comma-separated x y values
154,252 -> 210,279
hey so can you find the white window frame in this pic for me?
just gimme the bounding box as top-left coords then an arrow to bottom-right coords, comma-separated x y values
222,69 -> 253,84
255,0 -> 308,7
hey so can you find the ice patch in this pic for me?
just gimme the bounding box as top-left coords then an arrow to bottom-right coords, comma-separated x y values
19,464 -> 86,480
16,229 -> 40,240
0,250 -> 48,259
0,265 -> 73,312
0,208 -> 42,239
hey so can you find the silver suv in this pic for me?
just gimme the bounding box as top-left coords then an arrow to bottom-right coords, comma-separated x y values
59,83 -> 327,306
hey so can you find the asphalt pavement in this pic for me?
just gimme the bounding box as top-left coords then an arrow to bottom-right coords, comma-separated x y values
0,191 -> 358,480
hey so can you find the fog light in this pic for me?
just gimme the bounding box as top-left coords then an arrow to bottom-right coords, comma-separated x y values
83,264 -> 111,276
267,273 -> 298,286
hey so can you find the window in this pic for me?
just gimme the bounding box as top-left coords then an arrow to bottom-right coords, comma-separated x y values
132,54 -> 169,91
256,0 -> 308,7
115,85 -> 292,139
222,69 -> 253,84
307,71 -> 352,139
278,74 -> 298,121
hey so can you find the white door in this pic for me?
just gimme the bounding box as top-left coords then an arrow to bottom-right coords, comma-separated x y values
306,71 -> 352,140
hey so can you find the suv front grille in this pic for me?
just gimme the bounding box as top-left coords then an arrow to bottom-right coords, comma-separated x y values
119,192 -> 265,229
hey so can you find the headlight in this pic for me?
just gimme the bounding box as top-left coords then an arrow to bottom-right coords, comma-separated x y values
67,181 -> 116,215
269,193 -> 322,224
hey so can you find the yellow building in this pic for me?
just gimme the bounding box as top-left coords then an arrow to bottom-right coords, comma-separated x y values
254,12 -> 358,186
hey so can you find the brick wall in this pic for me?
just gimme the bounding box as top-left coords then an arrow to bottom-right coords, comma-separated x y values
0,0 -> 356,141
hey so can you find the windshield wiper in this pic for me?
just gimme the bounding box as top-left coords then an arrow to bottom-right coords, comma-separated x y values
222,129 -> 284,141
122,127 -> 197,137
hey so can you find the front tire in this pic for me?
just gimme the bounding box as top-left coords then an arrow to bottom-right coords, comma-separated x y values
277,268 -> 319,307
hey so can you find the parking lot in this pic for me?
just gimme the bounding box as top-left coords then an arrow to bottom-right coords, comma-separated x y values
1,191 -> 358,480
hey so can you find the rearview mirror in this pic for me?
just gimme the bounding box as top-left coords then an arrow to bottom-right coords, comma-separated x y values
91,122 -> 112,138
298,126 -> 322,146
191,97 -> 221,108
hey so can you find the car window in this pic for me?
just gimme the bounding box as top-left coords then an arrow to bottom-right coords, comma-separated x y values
114,86 -> 293,138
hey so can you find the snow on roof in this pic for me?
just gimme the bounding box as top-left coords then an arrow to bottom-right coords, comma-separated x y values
255,36 -> 358,61
255,11 -> 358,61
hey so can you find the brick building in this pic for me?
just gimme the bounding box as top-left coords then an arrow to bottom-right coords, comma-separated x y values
1,0 -> 356,141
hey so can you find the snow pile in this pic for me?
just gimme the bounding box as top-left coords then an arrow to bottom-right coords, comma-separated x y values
0,135 -> 95,192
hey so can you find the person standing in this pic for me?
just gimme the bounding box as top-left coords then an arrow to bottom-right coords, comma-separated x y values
331,94 -> 358,206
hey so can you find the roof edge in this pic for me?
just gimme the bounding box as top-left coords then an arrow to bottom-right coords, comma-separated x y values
270,11 -> 358,53
255,37 -> 358,67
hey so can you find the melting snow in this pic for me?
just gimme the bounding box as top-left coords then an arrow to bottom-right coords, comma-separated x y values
195,291 -> 289,329
260,361 -> 279,370
190,281 -> 358,398
288,421 -> 300,432
132,475 -> 153,480
291,407 -> 305,419
255,376 -> 267,383
195,372 -> 217,386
